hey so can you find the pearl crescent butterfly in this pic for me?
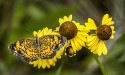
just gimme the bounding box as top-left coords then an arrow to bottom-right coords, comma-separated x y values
8,35 -> 67,62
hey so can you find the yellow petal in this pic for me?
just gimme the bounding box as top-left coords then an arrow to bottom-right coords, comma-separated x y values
88,18 -> 96,27
73,37 -> 82,51
110,26 -> 114,30
29,62 -> 33,64
47,28 -> 52,34
60,47 -> 65,53
77,25 -> 85,30
87,36 -> 97,43
56,51 -> 61,59
33,61 -> 38,67
40,29 -> 44,36
69,15 -> 72,21
102,18 -> 112,25
110,35 -> 114,39
77,31 -> 89,37
89,43 -> 97,52
85,18 -> 97,30
59,18 -> 64,25
43,27 -> 48,35
98,41 -> 107,55
107,21 -> 114,25
33,31 -> 38,36
64,16 -> 68,21
52,62 -> 56,66
76,36 -> 86,46
48,59 -> 53,65
77,32 -> 87,42
38,59 -> 42,69
85,23 -> 94,30
78,27 -> 90,33
110,26 -> 115,39
102,14 -> 109,25
37,30 -> 42,37
89,38 -> 99,52
52,56 -> 57,62
71,39 -> 77,53
46,60 -> 50,68
97,41 -> 103,56
55,27 -> 59,31
112,31 -> 115,34
41,28 -> 45,35
102,43 -> 107,55
42,60 -> 47,69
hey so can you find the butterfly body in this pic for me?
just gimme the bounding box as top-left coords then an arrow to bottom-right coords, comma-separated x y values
9,35 -> 67,62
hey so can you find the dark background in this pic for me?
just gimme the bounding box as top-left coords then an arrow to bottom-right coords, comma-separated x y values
0,0 -> 125,75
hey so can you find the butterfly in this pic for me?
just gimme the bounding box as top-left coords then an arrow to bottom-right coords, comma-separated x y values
8,35 -> 67,62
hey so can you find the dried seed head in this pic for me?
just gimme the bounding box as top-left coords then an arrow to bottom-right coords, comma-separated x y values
66,46 -> 75,56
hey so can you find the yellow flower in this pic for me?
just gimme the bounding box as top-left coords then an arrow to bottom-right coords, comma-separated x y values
85,14 -> 115,56
29,27 -> 66,69
55,15 -> 89,56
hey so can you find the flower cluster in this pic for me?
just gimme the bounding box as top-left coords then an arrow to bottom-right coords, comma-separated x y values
30,14 -> 115,69
29,28 -> 66,69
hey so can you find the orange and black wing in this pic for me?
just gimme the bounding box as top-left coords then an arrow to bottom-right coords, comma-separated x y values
8,38 -> 39,62
8,35 -> 67,62
39,35 -> 67,59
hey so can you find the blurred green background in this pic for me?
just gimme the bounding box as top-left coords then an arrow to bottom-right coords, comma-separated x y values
0,0 -> 125,75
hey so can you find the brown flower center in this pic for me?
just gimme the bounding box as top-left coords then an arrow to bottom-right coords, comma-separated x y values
97,25 -> 112,40
59,21 -> 77,40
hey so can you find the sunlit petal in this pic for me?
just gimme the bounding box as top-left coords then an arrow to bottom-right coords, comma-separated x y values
102,14 -> 109,25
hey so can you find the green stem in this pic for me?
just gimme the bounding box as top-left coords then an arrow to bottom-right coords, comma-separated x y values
94,55 -> 108,75
56,62 -> 63,75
